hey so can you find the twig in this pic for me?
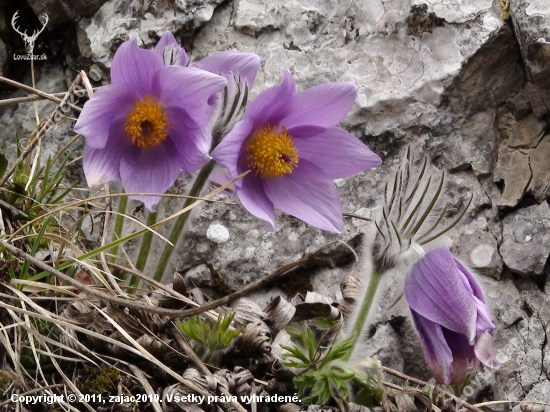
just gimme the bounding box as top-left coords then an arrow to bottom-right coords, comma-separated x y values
128,365 -> 162,412
0,198 -> 29,219
0,75 -> 81,112
381,367 -> 484,412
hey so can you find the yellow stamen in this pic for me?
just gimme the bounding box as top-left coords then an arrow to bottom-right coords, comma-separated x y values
124,95 -> 171,149
247,124 -> 299,178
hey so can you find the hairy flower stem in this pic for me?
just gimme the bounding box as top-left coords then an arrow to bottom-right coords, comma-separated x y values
152,161 -> 215,283
108,194 -> 128,264
127,210 -> 159,292
348,270 -> 382,355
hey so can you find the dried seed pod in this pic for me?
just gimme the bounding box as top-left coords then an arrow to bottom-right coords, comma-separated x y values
264,296 -> 296,334
173,272 -> 187,295
395,393 -> 418,412
348,403 -> 372,412
233,298 -> 268,328
270,359 -> 296,381
237,322 -> 272,356
441,398 -> 457,412
162,383 -> 205,412
340,275 -> 361,302
279,404 -> 301,412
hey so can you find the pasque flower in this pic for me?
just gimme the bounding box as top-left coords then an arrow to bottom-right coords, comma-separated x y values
405,248 -> 499,384
74,36 -> 228,210
211,70 -> 381,232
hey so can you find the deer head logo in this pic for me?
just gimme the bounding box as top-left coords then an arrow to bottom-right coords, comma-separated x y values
11,11 -> 49,54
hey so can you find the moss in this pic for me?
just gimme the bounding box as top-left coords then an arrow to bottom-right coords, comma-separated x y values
207,263 -> 233,295
499,0 -> 511,21
88,365 -> 120,394
280,270 -> 312,297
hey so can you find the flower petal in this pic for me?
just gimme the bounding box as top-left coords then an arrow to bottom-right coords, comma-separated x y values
166,114 -> 210,171
195,51 -> 260,90
211,118 -> 254,178
442,328 -> 477,385
119,139 -> 182,211
74,83 -> 136,149
110,38 -> 164,97
293,127 -> 381,179
474,332 -> 500,372
263,160 -> 343,232
405,248 -> 478,342
237,173 -> 276,230
153,31 -> 190,66
153,66 -> 227,128
82,118 -> 131,188
410,310 -> 453,384
246,69 -> 295,126
281,82 -> 358,129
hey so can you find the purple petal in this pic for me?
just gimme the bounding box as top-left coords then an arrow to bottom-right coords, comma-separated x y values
411,310 -> 453,384
237,173 -> 276,230
153,31 -> 190,66
74,84 -> 136,149
281,82 -> 358,129
211,118 -> 254,178
82,119 -> 131,188
153,66 -> 227,128
196,51 -> 261,89
292,127 -> 381,179
110,39 -> 164,97
455,258 -> 496,335
119,139 -> 182,211
405,248 -> 478,342
166,115 -> 210,171
474,332 -> 500,372
441,328 -> 477,385
263,160 -> 343,232
246,69 -> 295,126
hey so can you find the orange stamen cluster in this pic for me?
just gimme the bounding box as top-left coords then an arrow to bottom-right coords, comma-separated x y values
247,124 -> 299,178
124,96 -> 171,149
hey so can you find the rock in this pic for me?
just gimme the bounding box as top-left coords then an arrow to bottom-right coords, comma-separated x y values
78,0 -> 225,69
527,135 -> 550,200
506,115 -> 546,149
452,216 -> 504,279
500,202 -> 550,276
206,223 -> 230,244
494,148 -> 531,207
27,0 -> 110,26
183,264 -> 212,288
510,0 -> 550,112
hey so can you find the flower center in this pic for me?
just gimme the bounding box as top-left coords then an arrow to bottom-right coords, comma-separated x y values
247,124 -> 299,178
124,95 -> 171,149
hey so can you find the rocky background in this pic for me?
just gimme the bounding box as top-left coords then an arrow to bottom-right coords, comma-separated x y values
1,0 -> 550,408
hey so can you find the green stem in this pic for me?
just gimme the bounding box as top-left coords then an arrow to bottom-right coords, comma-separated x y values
127,209 -> 158,292
108,194 -> 128,264
348,270 -> 382,354
152,161 -> 215,283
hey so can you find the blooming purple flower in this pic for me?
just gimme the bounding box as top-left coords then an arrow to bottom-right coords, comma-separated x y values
210,70 -> 381,232
74,37 -> 228,210
405,248 -> 499,384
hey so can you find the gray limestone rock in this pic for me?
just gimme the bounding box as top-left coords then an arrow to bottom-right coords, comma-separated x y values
500,202 -> 550,276
494,147 -> 531,208
27,0 -> 111,26
183,264 -> 213,288
78,0 -> 225,68
510,0 -> 550,112
527,135 -> 550,200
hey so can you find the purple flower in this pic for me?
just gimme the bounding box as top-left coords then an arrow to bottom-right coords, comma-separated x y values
405,248 -> 499,384
210,70 -> 382,232
74,37 -> 228,210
